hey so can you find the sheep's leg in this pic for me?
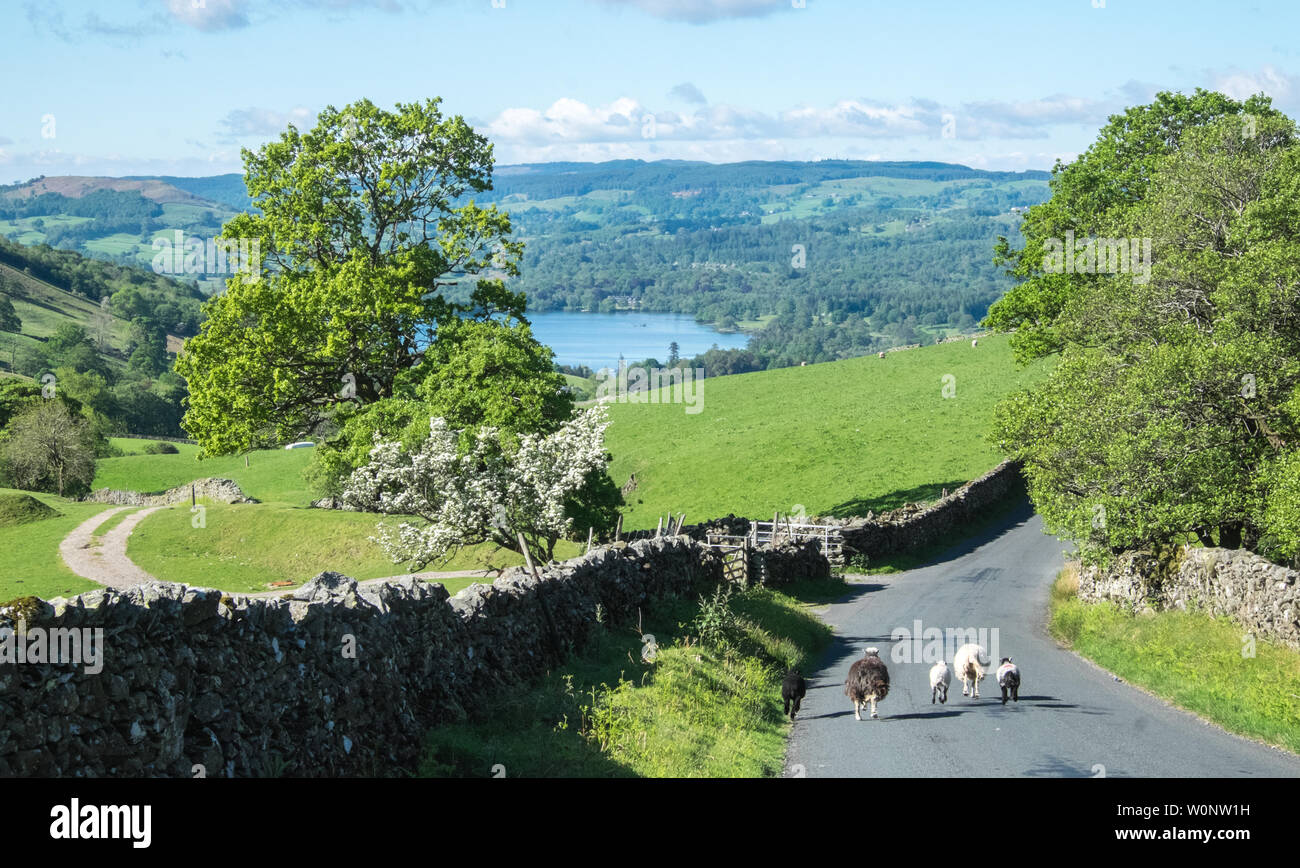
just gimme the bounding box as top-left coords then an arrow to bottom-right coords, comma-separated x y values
931,686 -> 936,704
961,676 -> 969,696
1013,685 -> 1019,702
1001,686 -> 1008,705
869,696 -> 878,719
853,699 -> 861,721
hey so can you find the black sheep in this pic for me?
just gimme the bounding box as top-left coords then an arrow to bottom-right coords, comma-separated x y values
996,657 -> 1021,704
782,669 -> 807,721
844,646 -> 890,720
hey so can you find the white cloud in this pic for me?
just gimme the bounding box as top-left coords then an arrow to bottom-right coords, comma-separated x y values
163,0 -> 250,32
482,93 -> 1101,150
217,106 -> 316,141
669,82 -> 708,104
591,0 -> 796,24
1209,64 -> 1299,109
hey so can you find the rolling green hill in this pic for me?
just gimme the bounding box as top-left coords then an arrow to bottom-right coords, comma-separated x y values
604,332 -> 1050,530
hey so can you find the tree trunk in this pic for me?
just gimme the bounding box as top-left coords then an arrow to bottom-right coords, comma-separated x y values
1218,522 -> 1243,550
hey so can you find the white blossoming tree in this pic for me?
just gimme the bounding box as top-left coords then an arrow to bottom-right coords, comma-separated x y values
342,405 -> 613,568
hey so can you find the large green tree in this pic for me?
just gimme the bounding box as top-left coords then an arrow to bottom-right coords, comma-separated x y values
990,101 -> 1300,563
985,89 -> 1287,363
176,98 -> 524,455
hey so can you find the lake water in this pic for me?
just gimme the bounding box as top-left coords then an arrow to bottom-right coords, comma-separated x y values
526,311 -> 749,372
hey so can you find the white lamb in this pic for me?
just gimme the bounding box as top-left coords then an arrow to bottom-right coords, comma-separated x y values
929,659 -> 950,704
953,643 -> 990,699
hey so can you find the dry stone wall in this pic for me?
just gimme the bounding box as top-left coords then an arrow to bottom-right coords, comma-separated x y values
834,460 -> 1024,561
0,534 -> 829,778
82,478 -> 258,507
1079,546 -> 1300,649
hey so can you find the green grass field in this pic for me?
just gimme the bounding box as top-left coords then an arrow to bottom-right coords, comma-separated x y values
93,439 -> 317,505
1050,567 -> 1300,755
124,501 -> 574,593
0,488 -> 105,602
604,332 -> 1050,530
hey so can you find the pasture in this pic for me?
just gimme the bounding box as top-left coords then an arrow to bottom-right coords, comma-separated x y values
603,332 -> 1050,530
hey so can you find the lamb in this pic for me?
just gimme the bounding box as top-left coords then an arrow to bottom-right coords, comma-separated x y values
997,657 -> 1021,705
844,647 -> 890,720
953,643 -> 990,699
782,668 -> 807,721
929,659 -> 950,704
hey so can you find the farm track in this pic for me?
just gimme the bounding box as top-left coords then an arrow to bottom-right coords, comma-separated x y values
58,507 -> 498,598
784,502 -> 1300,778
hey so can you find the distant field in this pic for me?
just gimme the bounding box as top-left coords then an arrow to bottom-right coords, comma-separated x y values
0,259 -> 134,363
94,440 -> 317,505
604,333 -> 1050,530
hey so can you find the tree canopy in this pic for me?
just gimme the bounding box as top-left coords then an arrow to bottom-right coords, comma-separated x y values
989,92 -> 1300,564
176,98 -> 525,455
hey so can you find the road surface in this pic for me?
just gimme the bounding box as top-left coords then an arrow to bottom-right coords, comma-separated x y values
784,500 -> 1300,777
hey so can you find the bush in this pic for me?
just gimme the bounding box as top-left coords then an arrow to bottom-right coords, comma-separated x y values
143,441 -> 180,454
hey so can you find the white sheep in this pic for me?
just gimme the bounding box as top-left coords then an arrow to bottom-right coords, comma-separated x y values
929,659 -> 950,704
971,338 -> 979,348
953,643 -> 989,699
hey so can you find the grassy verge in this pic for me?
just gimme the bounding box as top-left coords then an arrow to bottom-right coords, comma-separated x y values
126,501 -> 583,593
420,576 -> 841,778
1049,563 -> 1300,755
0,489 -> 105,601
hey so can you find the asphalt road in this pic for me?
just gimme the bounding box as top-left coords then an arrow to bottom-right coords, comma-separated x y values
784,500 -> 1300,778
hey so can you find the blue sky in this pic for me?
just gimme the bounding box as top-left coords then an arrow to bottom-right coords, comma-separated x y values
2,0 -> 1298,182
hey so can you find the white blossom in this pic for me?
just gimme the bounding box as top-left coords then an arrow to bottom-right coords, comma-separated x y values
342,407 -> 612,568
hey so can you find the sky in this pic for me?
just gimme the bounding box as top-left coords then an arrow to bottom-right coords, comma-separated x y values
2,0 -> 1298,182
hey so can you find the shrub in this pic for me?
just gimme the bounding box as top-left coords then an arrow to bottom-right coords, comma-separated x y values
143,441 -> 180,454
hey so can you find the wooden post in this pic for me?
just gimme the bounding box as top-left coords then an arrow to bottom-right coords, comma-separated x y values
586,526 -> 594,553
191,484 -> 195,508
773,511 -> 779,545
614,514 -> 622,541
656,516 -> 663,538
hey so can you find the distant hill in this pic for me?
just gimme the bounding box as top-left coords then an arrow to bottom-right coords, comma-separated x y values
0,159 -> 1053,362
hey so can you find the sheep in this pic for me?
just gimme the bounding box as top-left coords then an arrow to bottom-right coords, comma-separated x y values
929,659 -> 951,704
844,646 -> 890,720
971,338 -> 979,348
997,657 -> 1021,705
782,668 -> 807,721
953,643 -> 990,699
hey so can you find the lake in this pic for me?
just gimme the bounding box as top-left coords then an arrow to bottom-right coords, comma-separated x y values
526,311 -> 749,372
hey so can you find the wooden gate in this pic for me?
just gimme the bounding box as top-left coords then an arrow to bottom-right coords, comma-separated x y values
748,516 -> 842,560
706,534 -> 750,585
